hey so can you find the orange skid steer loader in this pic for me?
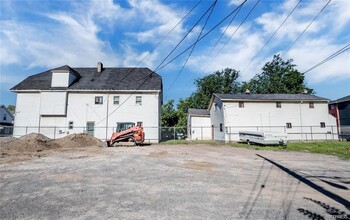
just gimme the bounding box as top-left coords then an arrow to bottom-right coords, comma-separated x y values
107,122 -> 145,147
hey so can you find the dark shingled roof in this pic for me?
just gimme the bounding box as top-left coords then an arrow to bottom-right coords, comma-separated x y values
329,95 -> 350,104
188,108 -> 210,116
213,93 -> 328,101
11,65 -> 162,91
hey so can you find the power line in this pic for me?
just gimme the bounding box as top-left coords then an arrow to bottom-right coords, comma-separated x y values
115,0 -> 202,87
94,0 -> 202,126
166,0 -> 218,94
154,0 -> 218,72
184,0 -> 258,90
282,0 -> 331,57
205,0 -> 260,74
241,0 -> 302,74
156,0 -> 248,72
303,43 -> 350,74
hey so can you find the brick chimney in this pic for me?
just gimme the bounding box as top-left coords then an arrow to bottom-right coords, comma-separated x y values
97,62 -> 103,73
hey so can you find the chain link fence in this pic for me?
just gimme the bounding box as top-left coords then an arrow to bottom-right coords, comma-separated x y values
0,125 -> 348,142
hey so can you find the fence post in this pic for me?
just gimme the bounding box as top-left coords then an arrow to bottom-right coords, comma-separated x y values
310,126 -> 313,141
201,127 -> 203,140
26,126 -> 28,135
173,127 -> 176,140
331,126 -> 334,140
54,127 -> 56,139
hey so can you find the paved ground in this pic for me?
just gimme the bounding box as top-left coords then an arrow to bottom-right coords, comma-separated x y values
0,145 -> 349,219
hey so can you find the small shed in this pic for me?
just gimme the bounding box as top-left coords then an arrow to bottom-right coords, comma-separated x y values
187,108 -> 212,140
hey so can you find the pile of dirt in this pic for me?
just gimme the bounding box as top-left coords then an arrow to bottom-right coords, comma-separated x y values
1,133 -> 59,153
53,133 -> 103,148
0,137 -> 18,148
0,133 -> 103,163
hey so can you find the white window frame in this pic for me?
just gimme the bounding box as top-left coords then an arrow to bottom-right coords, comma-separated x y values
113,96 -> 120,105
136,96 -> 142,105
95,96 -> 103,105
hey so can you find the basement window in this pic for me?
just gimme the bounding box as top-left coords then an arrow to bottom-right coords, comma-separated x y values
320,122 -> 325,128
113,96 -> 120,105
68,121 -> 74,129
136,96 -> 142,105
95,96 -> 103,104
309,102 -> 314,108
286,123 -> 292,129
276,102 -> 281,108
239,102 -> 244,108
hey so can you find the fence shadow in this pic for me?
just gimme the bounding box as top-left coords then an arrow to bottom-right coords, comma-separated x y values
299,197 -> 350,220
256,154 -> 350,210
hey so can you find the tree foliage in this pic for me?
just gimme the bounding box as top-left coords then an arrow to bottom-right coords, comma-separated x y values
245,54 -> 313,94
7,105 -> 15,111
189,68 -> 240,109
160,55 -> 314,127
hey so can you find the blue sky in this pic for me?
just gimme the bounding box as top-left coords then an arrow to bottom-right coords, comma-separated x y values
1,0 -> 349,106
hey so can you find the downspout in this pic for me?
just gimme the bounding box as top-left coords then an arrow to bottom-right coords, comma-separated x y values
105,93 -> 110,141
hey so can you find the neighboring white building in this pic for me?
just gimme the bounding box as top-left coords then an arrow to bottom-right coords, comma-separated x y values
209,93 -> 338,142
11,63 -> 162,142
187,108 -> 212,140
0,105 -> 14,136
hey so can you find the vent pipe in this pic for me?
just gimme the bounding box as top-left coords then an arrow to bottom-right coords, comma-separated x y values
97,62 -> 103,73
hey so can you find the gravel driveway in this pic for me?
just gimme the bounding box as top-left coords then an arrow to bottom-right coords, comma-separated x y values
1,145 -> 349,219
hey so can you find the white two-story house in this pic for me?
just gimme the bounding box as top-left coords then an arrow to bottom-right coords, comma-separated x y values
209,93 -> 337,142
11,63 -> 162,142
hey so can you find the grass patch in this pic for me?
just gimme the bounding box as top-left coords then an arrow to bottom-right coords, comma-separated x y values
230,141 -> 350,160
160,140 -> 350,159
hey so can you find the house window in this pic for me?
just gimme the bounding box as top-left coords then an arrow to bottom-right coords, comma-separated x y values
309,102 -> 314,108
137,121 -> 143,127
68,121 -> 74,129
136,96 -> 142,105
320,122 -> 325,128
3,114 -> 6,121
276,102 -> 281,108
113,96 -> 120,105
95,96 -> 103,104
286,123 -> 292,129
239,102 -> 244,108
214,103 -> 218,112
220,123 -> 223,132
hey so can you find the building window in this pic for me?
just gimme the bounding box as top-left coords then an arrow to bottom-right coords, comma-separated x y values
309,102 -> 314,108
113,96 -> 120,105
68,121 -> 74,129
137,121 -> 143,127
276,102 -> 281,108
3,114 -> 6,121
220,123 -> 223,132
95,96 -> 103,104
136,96 -> 142,105
286,123 -> 292,129
239,102 -> 244,108
214,103 -> 218,112
320,122 -> 325,128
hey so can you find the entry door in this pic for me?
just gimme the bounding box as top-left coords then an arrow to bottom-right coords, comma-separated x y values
86,122 -> 95,136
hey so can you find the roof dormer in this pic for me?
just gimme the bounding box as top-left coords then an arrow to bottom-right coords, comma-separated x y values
51,65 -> 80,88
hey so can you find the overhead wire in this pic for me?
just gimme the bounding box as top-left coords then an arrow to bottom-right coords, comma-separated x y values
94,0 -> 202,126
240,0 -> 302,75
154,0 -> 219,72
156,0 -> 248,72
302,43 -> 350,74
282,0 -> 332,57
204,0 -> 260,74
166,0 -> 218,95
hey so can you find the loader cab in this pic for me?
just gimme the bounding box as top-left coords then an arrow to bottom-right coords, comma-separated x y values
116,122 -> 135,132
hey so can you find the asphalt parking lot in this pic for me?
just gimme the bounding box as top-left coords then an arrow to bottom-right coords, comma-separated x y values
1,145 -> 349,219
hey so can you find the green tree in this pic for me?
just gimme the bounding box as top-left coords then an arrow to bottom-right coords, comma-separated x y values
7,105 -> 15,112
246,54 -> 313,94
161,100 -> 178,127
189,68 -> 240,109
